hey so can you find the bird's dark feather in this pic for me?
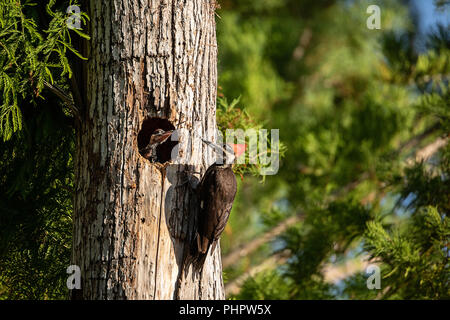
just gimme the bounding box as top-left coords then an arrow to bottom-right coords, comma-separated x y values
196,163 -> 237,259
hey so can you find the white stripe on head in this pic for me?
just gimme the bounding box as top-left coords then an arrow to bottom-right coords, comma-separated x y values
201,139 -> 235,164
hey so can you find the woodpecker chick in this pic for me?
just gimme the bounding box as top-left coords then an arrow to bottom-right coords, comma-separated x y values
140,129 -> 174,162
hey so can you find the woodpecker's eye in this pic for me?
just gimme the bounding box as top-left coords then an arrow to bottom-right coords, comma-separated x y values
153,129 -> 164,135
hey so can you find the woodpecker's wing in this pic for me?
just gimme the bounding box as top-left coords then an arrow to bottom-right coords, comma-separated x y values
197,165 -> 218,253
197,165 -> 237,254
212,167 -> 237,240
213,200 -> 234,240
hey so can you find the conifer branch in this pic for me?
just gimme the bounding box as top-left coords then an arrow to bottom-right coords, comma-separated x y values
223,134 -> 449,295
43,80 -> 80,121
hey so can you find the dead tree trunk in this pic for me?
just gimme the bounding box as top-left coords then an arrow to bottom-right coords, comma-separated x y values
72,0 -> 224,300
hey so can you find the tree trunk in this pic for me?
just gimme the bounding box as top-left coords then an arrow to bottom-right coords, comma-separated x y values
72,0 -> 224,300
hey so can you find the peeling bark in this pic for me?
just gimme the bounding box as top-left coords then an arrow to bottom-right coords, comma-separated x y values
72,0 -> 224,300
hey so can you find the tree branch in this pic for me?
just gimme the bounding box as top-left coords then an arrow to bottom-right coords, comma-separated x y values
43,80 -> 80,122
222,215 -> 303,268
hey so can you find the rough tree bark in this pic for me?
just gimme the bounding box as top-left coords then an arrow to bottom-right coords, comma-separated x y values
72,0 -> 224,299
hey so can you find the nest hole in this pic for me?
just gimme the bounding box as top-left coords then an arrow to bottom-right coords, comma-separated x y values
137,117 -> 177,163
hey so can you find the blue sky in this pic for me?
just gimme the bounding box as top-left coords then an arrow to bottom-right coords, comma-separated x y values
413,0 -> 449,33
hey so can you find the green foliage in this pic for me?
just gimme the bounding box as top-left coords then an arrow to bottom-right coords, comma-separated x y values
361,144 -> 450,299
0,0 -> 88,141
0,0 -> 86,299
236,270 -> 293,300
364,206 -> 449,299
217,9 -> 294,119
219,0 -> 449,300
216,96 -> 287,180
418,86 -> 450,131
0,97 -> 74,299
279,200 -> 373,298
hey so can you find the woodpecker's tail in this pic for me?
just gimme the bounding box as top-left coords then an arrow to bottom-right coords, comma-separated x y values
191,233 -> 215,271
194,251 -> 208,272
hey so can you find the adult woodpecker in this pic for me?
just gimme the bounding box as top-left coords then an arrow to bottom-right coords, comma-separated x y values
140,128 -> 174,162
194,139 -> 246,269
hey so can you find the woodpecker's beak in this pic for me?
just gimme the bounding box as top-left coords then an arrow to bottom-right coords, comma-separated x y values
160,130 -> 173,141
201,139 -> 224,155
201,139 -> 246,158
154,130 -> 174,144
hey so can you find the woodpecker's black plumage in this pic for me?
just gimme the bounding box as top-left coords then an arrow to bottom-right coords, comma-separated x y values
194,143 -> 237,269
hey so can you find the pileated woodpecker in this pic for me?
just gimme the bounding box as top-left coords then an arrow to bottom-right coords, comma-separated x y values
140,129 -> 174,162
194,139 -> 245,269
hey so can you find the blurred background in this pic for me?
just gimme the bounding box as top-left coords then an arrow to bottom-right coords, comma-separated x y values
215,0 -> 449,299
0,0 -> 448,299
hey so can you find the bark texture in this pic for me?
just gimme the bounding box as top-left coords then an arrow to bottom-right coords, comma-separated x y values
72,0 -> 224,300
